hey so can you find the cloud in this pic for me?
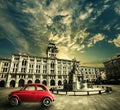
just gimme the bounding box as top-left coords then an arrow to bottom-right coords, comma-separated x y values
108,34 -> 120,47
87,33 -> 105,47
0,0 -> 119,67
0,17 -> 29,52
114,1 -> 120,15
79,7 -> 93,20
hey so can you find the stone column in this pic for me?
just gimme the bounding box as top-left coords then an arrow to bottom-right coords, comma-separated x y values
17,56 -> 22,73
47,59 -> 50,87
15,75 -> 19,87
6,74 -> 11,87
55,59 -> 58,86
33,57 -> 36,74
41,58 -> 43,83
9,56 -> 14,73
32,74 -> 36,83
26,57 -> 30,73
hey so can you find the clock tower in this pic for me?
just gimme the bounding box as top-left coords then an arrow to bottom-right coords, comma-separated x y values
46,43 -> 58,58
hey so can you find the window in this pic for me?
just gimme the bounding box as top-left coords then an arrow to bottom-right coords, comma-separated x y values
29,64 -> 34,68
37,59 -> 41,62
29,69 -> 33,73
58,61 -> 61,64
14,57 -> 19,60
58,75 -> 62,78
43,59 -> 47,63
35,75 -> 40,78
36,65 -> 40,68
2,68 -> 8,72
21,68 -> 26,73
37,86 -> 46,91
28,74 -> 33,78
24,86 -> 35,91
11,74 -> 16,78
43,70 -> 47,74
51,63 -> 54,68
22,60 -> 27,66
30,58 -> 34,62
43,65 -> 47,69
43,75 -> 47,79
4,62 -> 8,66
58,71 -> 61,75
51,70 -> 54,74
36,69 -> 40,74
63,61 -> 66,64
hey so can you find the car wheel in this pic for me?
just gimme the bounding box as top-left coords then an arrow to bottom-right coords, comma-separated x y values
9,97 -> 19,106
42,98 -> 51,107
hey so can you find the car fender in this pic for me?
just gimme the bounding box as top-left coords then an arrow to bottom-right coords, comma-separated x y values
41,95 -> 53,102
9,95 -> 21,102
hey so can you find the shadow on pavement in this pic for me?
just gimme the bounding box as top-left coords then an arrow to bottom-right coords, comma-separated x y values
0,101 -> 56,110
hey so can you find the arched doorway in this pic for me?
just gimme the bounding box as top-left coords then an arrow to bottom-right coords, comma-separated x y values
10,80 -> 15,87
0,80 -> 5,87
63,80 -> 67,84
18,79 -> 25,87
58,80 -> 62,86
27,80 -> 32,84
35,79 -> 40,83
50,80 -> 55,86
42,80 -> 47,85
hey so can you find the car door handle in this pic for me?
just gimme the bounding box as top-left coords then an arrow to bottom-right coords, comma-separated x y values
32,92 -> 36,94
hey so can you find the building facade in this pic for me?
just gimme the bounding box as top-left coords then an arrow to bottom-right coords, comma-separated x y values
0,43 -> 100,87
80,66 -> 100,83
104,55 -> 120,83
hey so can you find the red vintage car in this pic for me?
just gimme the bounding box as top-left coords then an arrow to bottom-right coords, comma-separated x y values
8,83 -> 55,107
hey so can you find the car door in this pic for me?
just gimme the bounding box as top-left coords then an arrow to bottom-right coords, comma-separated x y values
35,85 -> 47,102
18,85 -> 36,102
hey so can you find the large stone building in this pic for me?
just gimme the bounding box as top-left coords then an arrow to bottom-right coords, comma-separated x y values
0,43 -> 100,87
104,55 -> 120,83
80,66 -> 100,83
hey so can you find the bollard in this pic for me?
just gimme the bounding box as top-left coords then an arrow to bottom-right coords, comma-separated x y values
99,90 -> 101,94
87,91 -> 89,95
74,91 -> 76,96
66,91 -> 67,95
57,90 -> 59,94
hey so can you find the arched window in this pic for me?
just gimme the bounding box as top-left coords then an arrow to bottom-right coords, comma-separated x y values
0,80 -> 5,87
27,80 -> 32,84
58,80 -> 62,86
18,79 -> 25,87
22,60 -> 27,66
50,80 -> 55,86
42,80 -> 47,86
51,62 -> 55,68
35,79 -> 40,83
10,80 -> 15,87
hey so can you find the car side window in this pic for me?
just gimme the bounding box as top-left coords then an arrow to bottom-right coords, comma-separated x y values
24,86 -> 35,91
37,86 -> 46,91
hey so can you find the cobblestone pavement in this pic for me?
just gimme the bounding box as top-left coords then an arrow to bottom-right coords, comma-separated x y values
0,85 -> 120,110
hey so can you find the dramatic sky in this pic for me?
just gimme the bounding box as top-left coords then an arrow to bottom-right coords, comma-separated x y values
0,0 -> 120,67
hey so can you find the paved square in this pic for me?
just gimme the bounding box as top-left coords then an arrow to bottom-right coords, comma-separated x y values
0,85 -> 120,110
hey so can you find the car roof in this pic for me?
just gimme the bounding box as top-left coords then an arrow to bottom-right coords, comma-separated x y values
24,83 -> 46,87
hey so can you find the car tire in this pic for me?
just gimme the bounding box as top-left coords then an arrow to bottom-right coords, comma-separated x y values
42,98 -> 51,107
9,97 -> 19,106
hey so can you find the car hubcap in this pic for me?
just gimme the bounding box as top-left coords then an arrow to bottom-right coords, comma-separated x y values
10,98 -> 18,106
43,98 -> 51,106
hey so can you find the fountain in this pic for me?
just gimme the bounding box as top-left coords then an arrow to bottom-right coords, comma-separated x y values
63,59 -> 103,92
52,59 -> 111,95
